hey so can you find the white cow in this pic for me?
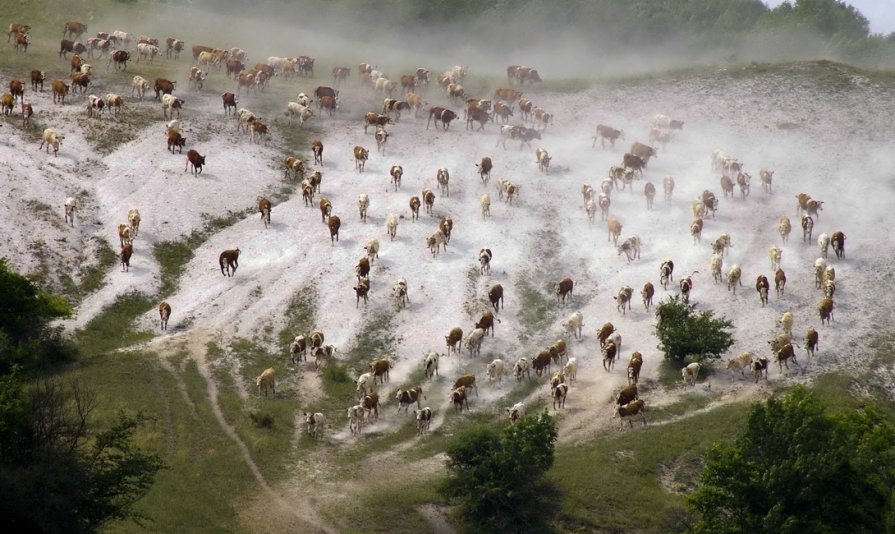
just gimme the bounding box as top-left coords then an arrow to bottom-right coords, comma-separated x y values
386,213 -> 398,240
303,412 -> 325,439
287,102 -> 313,125
355,372 -> 374,399
357,193 -> 370,223
563,357 -> 578,383
682,362 -> 700,386
486,359 -> 505,382
727,352 -> 754,377
505,402 -> 525,424
131,75 -> 150,99
465,327 -> 486,357
423,351 -> 439,379
562,311 -> 584,340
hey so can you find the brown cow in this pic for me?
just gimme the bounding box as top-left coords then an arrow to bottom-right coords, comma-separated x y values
363,112 -> 391,133
312,139 -> 323,165
185,149 -> 205,175
451,386 -> 469,413
353,146 -> 369,172
819,298 -> 834,325
427,106 -> 457,130
598,322 -> 615,348
555,277 -> 574,303
154,78 -> 176,100
8,23 -> 29,42
617,384 -> 638,406
493,87 -> 522,103
226,59 -> 245,78
159,302 -> 171,330
319,95 -> 336,117
327,215 -> 341,244
627,352 -> 643,385
354,276 -> 370,307
488,284 -> 504,312
831,231 -> 846,259
167,128 -> 186,154
356,256 -> 370,280
475,311 -> 499,337
370,358 -> 391,384
804,328 -> 819,358
64,21 -> 87,39
120,244 -> 133,272
70,73 -> 90,94
622,153 -> 646,176
409,196 -> 421,221
30,70 -> 44,92
222,92 -> 237,115
629,142 -> 657,164
8,80 -> 23,105
52,80 -> 69,104
466,106 -> 490,131
21,101 -> 33,127
219,248 -> 240,276
319,197 -> 332,223
400,74 -> 416,91
532,350 -> 552,376
445,327 -> 463,354
259,197 -> 271,228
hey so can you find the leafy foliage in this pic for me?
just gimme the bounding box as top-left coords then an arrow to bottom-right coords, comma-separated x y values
655,296 -> 735,364
0,258 -> 75,371
441,412 -> 558,532
688,387 -> 895,533
0,376 -> 164,532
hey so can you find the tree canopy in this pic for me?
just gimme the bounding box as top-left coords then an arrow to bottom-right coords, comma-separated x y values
440,411 -> 558,532
655,296 -> 735,364
688,387 -> 895,533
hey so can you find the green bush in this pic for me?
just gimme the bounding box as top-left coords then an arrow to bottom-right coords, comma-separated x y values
249,411 -> 274,429
689,386 -> 895,533
323,364 -> 349,383
440,411 -> 558,532
655,296 -> 734,364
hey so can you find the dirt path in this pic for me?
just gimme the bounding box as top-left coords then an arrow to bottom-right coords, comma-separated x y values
147,330 -> 334,533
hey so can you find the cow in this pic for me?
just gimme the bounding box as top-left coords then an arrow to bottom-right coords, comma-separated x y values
679,273 -> 695,303
555,277 -> 574,304
756,275 -> 770,306
354,276 -> 370,307
348,405 -> 365,435
422,189 -> 436,215
480,284 -> 503,315
415,407 -> 432,435
220,92 -> 238,115
594,124 -> 624,149
63,197 -> 76,226
617,384 -> 638,407
158,302 -> 172,331
167,128 -> 186,154
681,362 -> 700,386
392,278 -> 409,309
116,243 -> 132,272
370,358 -> 391,385
801,216 -> 814,243
497,125 -> 541,150
478,248 -> 492,275
28,71 -> 44,94
513,358 -> 531,382
535,148 -> 551,173
627,352 -> 643,385
505,402 -> 525,425
303,412 -> 325,440
450,386 -> 469,413
804,328 -> 819,358
464,328 -> 486,357
769,245 -> 783,271
614,286 -> 634,315
602,341 -> 617,371
752,357 -> 769,383
617,399 -> 647,427
776,343 -> 800,371
427,106 -> 457,130
659,259 -> 675,289
641,282 -> 655,311
162,94 -> 184,119
622,153 -> 646,176
154,78 -> 176,100
617,235 -> 641,262
445,327 -> 463,354
185,149 -> 205,175
64,21 -> 88,39
423,351 -> 439,379
831,231 -> 846,259
819,298 -> 834,325
219,248 -> 240,276
607,217 -> 622,245
353,146 -> 369,172
552,383 -> 568,410
258,197 -> 272,228
39,128 -> 64,156
726,264 -> 742,294
8,23 -> 29,42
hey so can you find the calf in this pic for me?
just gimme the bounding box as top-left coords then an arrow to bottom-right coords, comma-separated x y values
185,149 -> 205,175
752,357 -> 769,383
131,75 -> 150,99
776,343 -> 799,371
756,275 -> 770,307
831,231 -> 846,259
423,351 -> 439,379
819,298 -> 834,325
602,341 -> 617,371
426,106 -> 457,130
804,328 -> 819,357
219,248 -> 240,276
533,350 -> 552,377
614,286 -> 633,314
488,284 -> 504,312
617,400 -> 647,427
30,70 -> 44,92
555,277 -> 574,304
505,402 -> 525,425
414,407 -> 432,435
312,140 -> 324,166
40,128 -> 64,156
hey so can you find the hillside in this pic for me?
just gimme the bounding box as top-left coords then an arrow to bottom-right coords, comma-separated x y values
2,5 -> 895,531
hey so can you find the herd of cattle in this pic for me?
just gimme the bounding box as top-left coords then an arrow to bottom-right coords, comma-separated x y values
3,19 -> 850,439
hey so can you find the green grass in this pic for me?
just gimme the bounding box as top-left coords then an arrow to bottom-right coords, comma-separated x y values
276,286 -> 318,358
78,237 -> 118,296
73,291 -> 155,355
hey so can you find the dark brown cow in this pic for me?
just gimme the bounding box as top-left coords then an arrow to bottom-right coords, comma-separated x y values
466,106 -> 490,131
476,156 -> 493,183
445,327 -> 463,354
475,311 -> 499,337
154,78 -> 176,100
598,322 -> 615,348
356,256 -> 370,280
70,73 -> 90,94
555,277 -> 574,303
109,49 -> 130,70
63,21 -> 87,39
219,248 -> 240,276
328,215 -> 341,244
70,54 -> 84,72
30,70 -> 44,92
517,67 -> 542,84
222,92 -> 237,115
120,244 -> 133,272
756,275 -> 770,307
450,386 -> 469,413
532,350 -> 552,377
9,80 -> 24,104
488,283 -> 504,312
400,74 -> 416,91
185,149 -> 205,175
831,231 -> 846,259
409,196 -> 421,221
167,129 -> 186,154
159,302 -> 171,330
314,85 -> 338,101
622,153 -> 646,176
354,276 -> 370,307
298,55 -> 314,77
617,383 -> 638,406
427,106 -> 457,130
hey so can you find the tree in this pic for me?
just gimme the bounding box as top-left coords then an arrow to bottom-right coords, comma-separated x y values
441,411 -> 558,532
0,257 -> 74,372
655,295 -> 734,364
0,375 -> 164,532
688,387 -> 895,533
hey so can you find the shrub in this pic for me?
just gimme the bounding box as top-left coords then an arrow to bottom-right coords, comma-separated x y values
655,296 -> 734,364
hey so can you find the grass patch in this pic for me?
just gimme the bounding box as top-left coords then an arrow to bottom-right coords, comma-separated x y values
73,291 -> 155,355
153,211 -> 249,297
323,312 -> 395,399
79,238 -> 118,296
514,274 -> 557,343
321,475 -> 447,532
82,106 -> 159,155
